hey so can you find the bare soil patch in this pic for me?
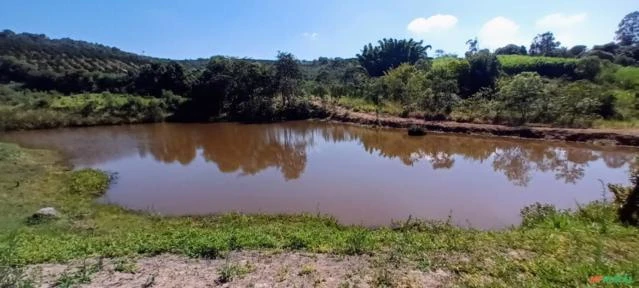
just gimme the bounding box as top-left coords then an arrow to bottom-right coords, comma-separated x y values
26,252 -> 450,288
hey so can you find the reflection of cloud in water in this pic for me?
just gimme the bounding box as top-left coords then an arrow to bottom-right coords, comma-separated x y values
1,122 -> 637,186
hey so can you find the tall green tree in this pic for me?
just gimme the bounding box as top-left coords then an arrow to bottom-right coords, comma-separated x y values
134,62 -> 189,97
616,11 -> 639,46
190,57 -> 274,120
275,52 -> 302,106
462,49 -> 501,96
529,32 -> 561,56
356,38 -> 431,77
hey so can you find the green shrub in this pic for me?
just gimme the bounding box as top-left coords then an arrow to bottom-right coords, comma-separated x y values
614,66 -> 639,90
285,235 -> 309,250
574,56 -> 602,80
498,72 -> 545,124
549,80 -> 614,127
343,229 -> 371,255
68,169 -> 110,197
381,63 -> 427,105
216,261 -> 254,283
451,88 -> 500,123
498,55 -> 577,78
520,203 -> 558,228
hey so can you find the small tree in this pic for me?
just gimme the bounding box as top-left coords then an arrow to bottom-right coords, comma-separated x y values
529,32 -> 561,56
423,67 -> 460,118
499,72 -> 545,124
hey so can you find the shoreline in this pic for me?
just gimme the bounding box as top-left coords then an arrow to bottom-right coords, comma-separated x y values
319,104 -> 639,147
4,102 -> 639,147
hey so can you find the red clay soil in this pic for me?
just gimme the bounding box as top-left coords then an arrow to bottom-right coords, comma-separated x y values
319,105 -> 639,147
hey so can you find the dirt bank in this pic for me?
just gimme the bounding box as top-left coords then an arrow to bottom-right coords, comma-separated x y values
320,105 -> 639,147
24,252 -> 450,288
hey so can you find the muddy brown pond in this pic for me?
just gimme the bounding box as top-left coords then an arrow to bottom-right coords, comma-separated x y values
2,121 -> 638,229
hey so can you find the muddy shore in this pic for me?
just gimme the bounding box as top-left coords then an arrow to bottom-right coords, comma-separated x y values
321,105 -> 639,147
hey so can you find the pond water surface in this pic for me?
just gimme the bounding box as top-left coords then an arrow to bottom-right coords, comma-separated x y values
2,121 -> 637,229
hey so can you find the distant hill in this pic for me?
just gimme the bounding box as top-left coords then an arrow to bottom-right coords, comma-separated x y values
0,29 -> 359,80
0,30 -> 162,74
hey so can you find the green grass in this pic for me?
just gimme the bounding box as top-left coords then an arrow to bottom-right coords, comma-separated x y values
113,257 -> 137,273
0,90 -> 171,131
614,66 -> 639,90
48,93 -> 157,111
593,90 -> 639,128
53,259 -> 103,288
336,97 -> 403,116
0,142 -> 638,287
594,119 -> 639,129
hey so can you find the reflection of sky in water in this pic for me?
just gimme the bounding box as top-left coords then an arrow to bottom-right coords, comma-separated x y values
1,122 -> 637,229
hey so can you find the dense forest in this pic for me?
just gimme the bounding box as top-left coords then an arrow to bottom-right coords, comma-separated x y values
1,11 -> 639,130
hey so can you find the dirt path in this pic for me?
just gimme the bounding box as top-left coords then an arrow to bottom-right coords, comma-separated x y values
25,252 -> 450,288
318,104 -> 639,147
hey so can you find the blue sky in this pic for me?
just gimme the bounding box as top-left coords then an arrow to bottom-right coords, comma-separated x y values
1,0 -> 636,60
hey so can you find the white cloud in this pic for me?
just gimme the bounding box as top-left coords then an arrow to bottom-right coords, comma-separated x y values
407,14 -> 458,34
534,13 -> 588,47
302,32 -> 318,40
536,13 -> 587,29
478,17 -> 525,49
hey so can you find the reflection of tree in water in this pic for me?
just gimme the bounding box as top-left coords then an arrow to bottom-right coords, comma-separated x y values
325,125 -> 635,186
134,122 -> 636,185
6,122 -> 633,183
602,152 -> 636,169
492,147 -> 533,186
141,124 -> 198,165
139,123 -> 313,180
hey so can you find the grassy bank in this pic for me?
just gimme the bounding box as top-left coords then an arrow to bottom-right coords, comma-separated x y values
0,84 -> 185,131
0,143 -> 638,287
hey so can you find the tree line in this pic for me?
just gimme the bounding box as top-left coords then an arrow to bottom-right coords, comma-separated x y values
0,11 -> 638,129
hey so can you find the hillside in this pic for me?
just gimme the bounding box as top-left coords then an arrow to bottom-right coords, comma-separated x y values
0,30 -> 159,74
0,30 -> 358,80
